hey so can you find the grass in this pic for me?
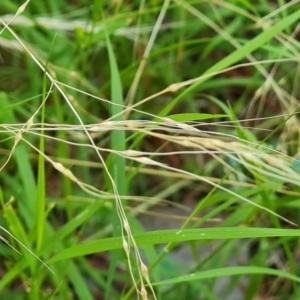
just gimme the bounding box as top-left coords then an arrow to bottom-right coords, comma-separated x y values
1,0 -> 300,299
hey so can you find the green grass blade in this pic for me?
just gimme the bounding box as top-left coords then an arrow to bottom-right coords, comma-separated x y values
36,80 -> 47,252
105,26 -> 127,298
150,266 -> 300,286
105,31 -> 127,195
67,261 -> 94,300
49,227 -> 300,262
167,113 -> 229,122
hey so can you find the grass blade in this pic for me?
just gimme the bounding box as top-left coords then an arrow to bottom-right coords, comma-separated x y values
49,227 -> 300,262
150,266 -> 300,286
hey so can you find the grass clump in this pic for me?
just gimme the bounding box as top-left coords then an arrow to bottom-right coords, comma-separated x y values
1,0 -> 300,299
